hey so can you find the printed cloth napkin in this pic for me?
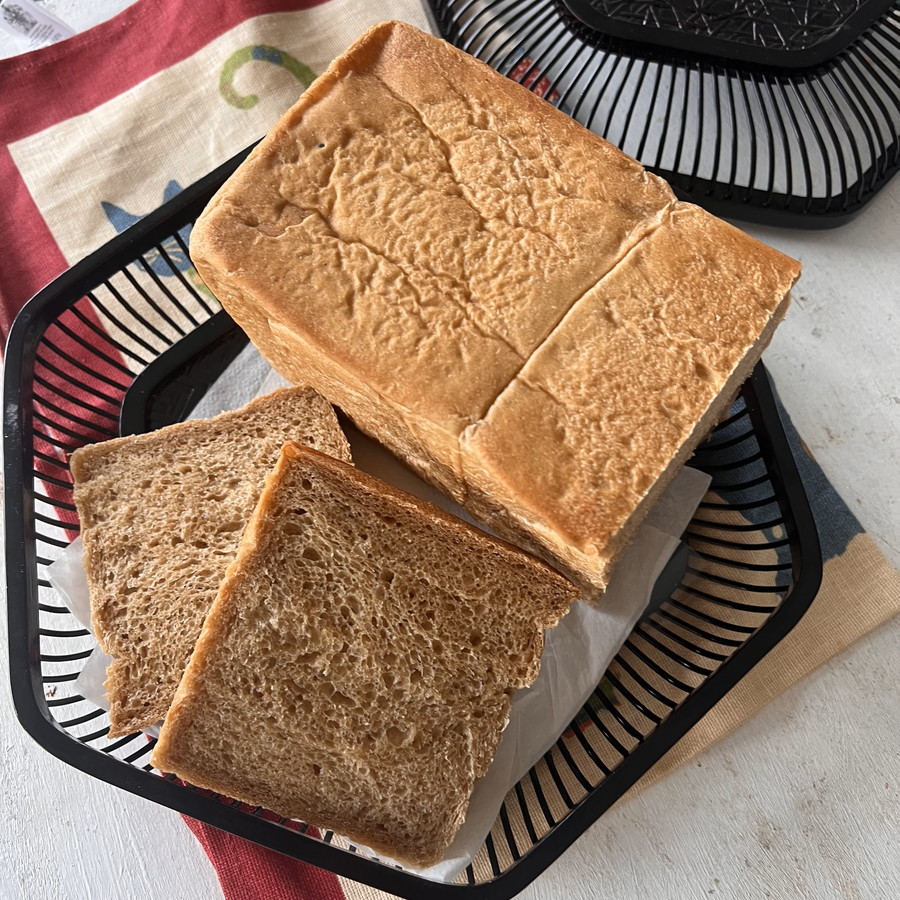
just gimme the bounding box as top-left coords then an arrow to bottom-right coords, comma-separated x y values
1,1 -> 898,899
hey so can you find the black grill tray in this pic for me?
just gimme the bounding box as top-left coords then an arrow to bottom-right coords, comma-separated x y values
4,150 -> 822,899
561,0 -> 896,67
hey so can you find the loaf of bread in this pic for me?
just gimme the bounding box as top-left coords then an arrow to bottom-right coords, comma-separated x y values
151,442 -> 576,867
189,21 -> 801,594
70,388 -> 351,736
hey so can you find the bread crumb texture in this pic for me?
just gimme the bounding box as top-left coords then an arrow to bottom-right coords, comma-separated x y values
152,444 -> 576,867
70,388 -> 351,736
190,21 -> 801,591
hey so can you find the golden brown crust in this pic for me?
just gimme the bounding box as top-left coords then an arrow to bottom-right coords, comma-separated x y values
190,21 -> 675,425
460,204 -> 799,586
152,443 -> 576,867
190,22 -> 800,594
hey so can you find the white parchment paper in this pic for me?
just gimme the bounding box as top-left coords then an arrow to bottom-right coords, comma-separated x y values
49,342 -> 710,881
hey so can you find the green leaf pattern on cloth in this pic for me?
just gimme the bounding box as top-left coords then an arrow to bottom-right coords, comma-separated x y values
220,45 -> 316,109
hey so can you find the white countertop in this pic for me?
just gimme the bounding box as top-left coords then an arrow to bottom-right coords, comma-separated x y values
1,4 -> 898,899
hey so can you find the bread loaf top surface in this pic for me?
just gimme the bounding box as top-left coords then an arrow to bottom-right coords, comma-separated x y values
71,387 -> 351,736
191,21 -> 679,434
151,442 -> 577,867
462,203 -> 797,555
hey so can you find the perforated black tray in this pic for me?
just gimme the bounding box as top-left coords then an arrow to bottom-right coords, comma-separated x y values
561,0 -> 897,67
4,150 -> 822,899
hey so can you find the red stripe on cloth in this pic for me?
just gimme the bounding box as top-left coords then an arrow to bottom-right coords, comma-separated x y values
0,0 -> 331,142
1,149 -> 126,533
30,298 -> 131,537
0,148 -> 71,341
183,816 -> 346,900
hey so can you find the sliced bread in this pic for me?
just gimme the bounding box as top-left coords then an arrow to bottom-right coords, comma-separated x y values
151,442 -> 577,867
70,388 -> 351,736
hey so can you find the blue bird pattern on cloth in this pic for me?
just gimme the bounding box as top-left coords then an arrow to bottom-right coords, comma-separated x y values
101,180 -> 193,277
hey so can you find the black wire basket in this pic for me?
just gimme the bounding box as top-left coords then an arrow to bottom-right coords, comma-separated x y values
429,0 -> 900,226
4,150 -> 822,899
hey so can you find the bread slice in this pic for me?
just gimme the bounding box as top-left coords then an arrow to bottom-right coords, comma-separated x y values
70,388 -> 351,736
189,21 -> 800,594
151,443 -> 577,867
189,21 -> 676,504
